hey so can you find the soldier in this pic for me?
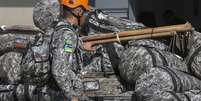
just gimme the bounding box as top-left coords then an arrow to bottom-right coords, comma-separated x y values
0,0 -> 63,100
49,0 -> 143,100
49,0 -> 90,100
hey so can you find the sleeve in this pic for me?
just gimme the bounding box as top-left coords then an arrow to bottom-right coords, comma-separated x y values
51,22 -> 83,99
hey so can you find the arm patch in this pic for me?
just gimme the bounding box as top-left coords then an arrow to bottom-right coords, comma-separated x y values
64,39 -> 74,53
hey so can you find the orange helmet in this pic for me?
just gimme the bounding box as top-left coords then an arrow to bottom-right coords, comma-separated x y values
60,0 -> 90,11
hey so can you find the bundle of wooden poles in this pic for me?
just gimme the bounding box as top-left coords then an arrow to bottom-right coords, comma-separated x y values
81,23 -> 193,51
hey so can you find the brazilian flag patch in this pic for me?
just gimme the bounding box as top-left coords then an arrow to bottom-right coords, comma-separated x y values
64,39 -> 74,53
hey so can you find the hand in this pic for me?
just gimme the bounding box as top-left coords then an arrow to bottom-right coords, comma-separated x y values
71,97 -> 79,101
80,42 -> 96,51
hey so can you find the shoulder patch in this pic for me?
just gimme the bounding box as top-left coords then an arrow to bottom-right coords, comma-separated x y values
64,39 -> 74,53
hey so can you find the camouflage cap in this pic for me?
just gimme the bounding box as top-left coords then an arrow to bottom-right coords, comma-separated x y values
33,0 -> 60,31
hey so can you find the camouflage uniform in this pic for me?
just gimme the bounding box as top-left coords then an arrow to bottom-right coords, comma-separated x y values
0,30 -> 42,83
117,30 -> 201,100
0,30 -> 56,101
82,10 -> 171,73
0,84 -> 66,101
185,31 -> 201,79
81,9 -> 145,72
0,0 -> 61,100
134,66 -> 201,101
33,0 -> 60,32
0,29 -> 58,101
50,20 -> 84,99
118,46 -> 188,84
134,90 -> 201,101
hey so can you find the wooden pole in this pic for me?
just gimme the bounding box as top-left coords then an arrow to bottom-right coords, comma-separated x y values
81,23 -> 192,42
82,31 -> 177,51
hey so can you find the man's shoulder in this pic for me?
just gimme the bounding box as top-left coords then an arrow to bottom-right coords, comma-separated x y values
54,21 -> 75,32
